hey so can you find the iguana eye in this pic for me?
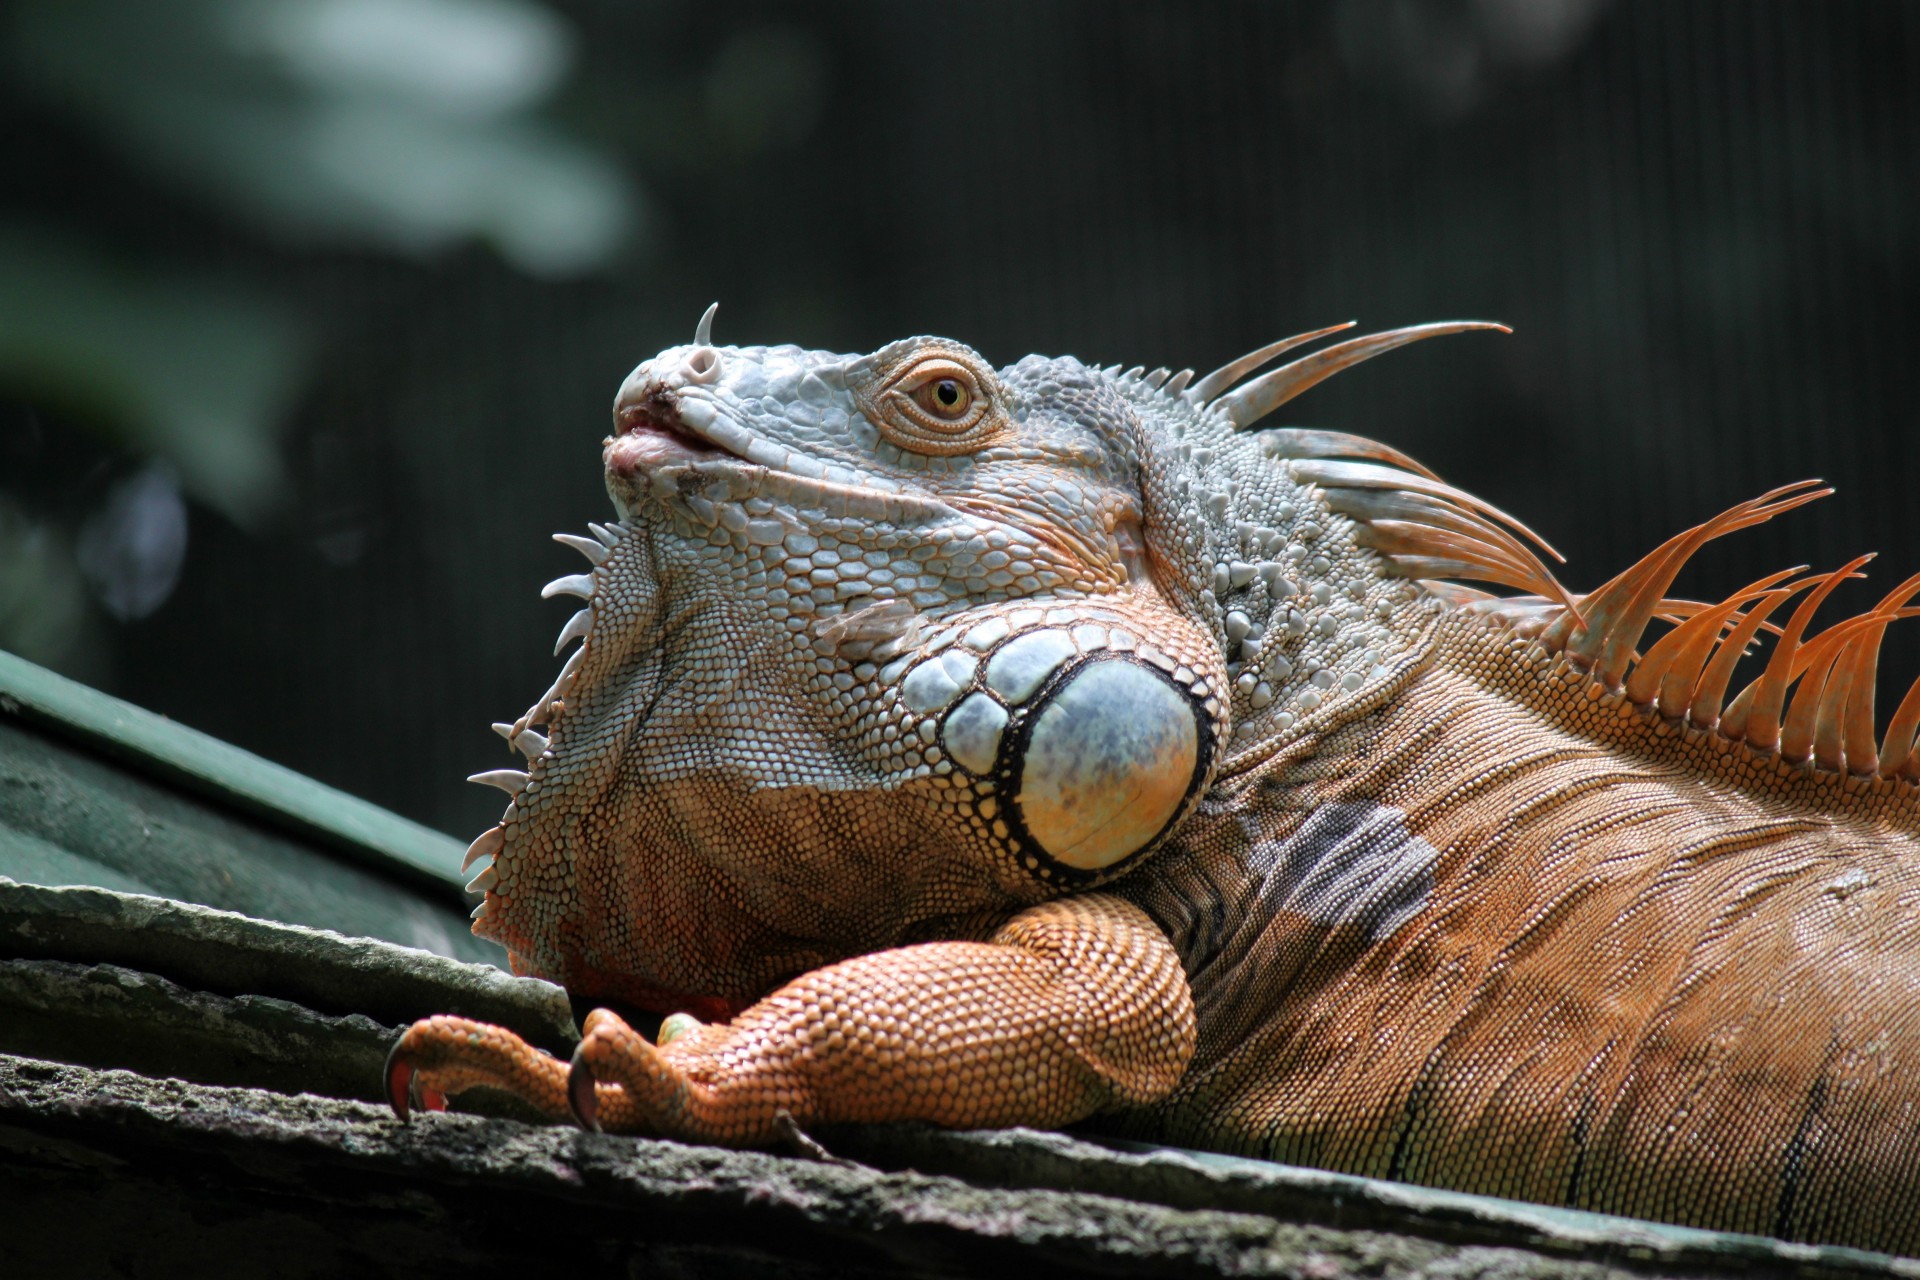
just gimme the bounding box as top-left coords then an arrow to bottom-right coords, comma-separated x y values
861,354 -> 1007,456
892,360 -> 983,435
915,377 -> 971,420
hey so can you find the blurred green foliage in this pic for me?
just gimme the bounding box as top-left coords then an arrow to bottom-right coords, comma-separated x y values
0,0 -> 640,666
0,496 -> 93,673
0,224 -> 305,521
9,0 -> 638,272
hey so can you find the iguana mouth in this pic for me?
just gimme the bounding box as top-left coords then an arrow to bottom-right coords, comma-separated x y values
608,383 -> 965,528
608,388 -> 731,472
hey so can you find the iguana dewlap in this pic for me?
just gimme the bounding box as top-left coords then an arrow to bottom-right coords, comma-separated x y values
388,309 -> 1920,1253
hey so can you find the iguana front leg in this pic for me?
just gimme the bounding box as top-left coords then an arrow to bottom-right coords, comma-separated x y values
386,894 -> 1194,1143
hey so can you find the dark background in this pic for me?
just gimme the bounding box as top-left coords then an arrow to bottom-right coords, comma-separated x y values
2,0 -> 1914,843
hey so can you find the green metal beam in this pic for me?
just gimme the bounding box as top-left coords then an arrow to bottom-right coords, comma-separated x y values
0,650 -> 466,896
0,649 -> 493,964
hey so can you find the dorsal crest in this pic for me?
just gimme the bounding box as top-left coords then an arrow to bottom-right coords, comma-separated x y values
1191,322 -> 1920,789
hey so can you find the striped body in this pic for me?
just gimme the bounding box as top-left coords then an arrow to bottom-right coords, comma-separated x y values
1120,611 -> 1920,1252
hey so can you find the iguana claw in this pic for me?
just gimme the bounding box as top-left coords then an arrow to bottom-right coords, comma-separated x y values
384,1038 -> 414,1122
384,1036 -> 448,1121
566,1046 -> 602,1132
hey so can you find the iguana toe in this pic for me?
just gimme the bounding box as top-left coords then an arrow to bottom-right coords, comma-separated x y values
383,1015 -> 570,1124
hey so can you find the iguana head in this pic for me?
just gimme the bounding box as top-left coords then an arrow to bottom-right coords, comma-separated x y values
461,307 -> 1511,1013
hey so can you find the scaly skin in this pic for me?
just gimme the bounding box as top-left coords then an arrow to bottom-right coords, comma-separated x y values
391,894 -> 1191,1143
390,312 -> 1920,1253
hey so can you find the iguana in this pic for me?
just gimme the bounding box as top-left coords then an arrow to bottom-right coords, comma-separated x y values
387,307 -> 1920,1254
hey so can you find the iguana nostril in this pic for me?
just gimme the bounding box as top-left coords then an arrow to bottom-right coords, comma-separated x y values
683,347 -> 721,383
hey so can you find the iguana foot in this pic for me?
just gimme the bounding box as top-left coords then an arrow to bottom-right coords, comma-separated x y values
386,1014 -> 642,1127
387,894 -> 1195,1144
